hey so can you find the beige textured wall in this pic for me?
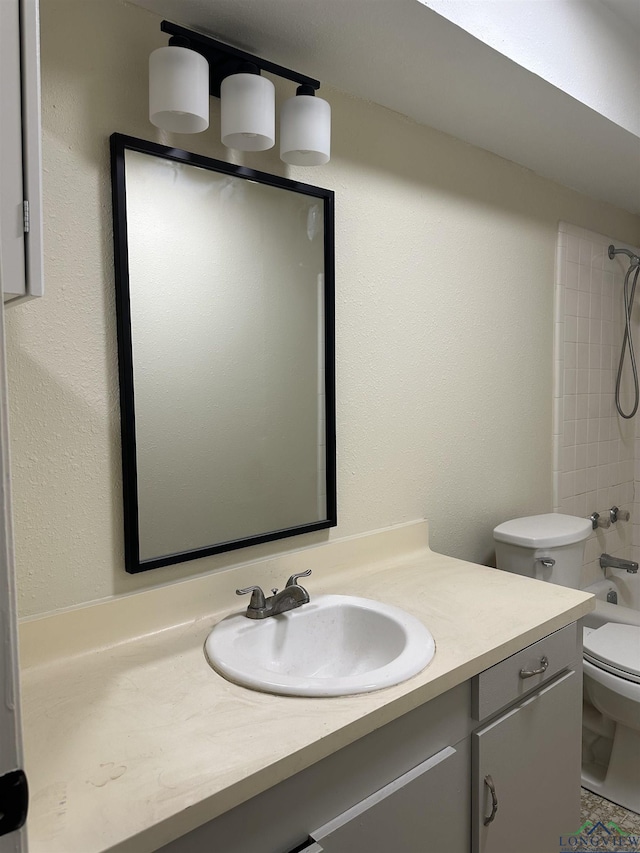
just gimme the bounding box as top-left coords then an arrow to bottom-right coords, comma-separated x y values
6,0 -> 640,617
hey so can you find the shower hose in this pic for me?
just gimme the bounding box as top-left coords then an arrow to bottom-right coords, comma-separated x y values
616,262 -> 640,419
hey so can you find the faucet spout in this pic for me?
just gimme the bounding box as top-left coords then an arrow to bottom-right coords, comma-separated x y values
600,553 -> 639,574
236,570 -> 312,618
268,584 -> 310,616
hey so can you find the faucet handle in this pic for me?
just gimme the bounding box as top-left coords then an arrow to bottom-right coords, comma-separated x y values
610,506 -> 631,523
285,569 -> 312,588
590,511 -> 611,530
236,585 -> 266,609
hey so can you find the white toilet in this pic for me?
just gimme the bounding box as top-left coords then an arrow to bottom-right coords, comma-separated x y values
493,513 -> 640,814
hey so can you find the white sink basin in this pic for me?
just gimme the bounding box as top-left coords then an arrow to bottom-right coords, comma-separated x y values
204,594 -> 435,697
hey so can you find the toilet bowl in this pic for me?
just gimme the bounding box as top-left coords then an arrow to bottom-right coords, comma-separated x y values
582,624 -> 640,813
493,513 -> 640,814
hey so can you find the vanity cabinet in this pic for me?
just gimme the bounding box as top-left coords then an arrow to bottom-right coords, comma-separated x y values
472,623 -> 582,853
158,683 -> 472,853
472,670 -> 580,853
158,624 -> 581,853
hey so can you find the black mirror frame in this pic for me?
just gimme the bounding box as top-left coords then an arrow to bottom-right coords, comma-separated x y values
110,133 -> 337,574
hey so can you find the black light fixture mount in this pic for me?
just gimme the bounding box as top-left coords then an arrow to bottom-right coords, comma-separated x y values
160,20 -> 320,99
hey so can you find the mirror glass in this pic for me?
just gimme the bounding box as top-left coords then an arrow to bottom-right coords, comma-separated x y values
111,135 -> 336,573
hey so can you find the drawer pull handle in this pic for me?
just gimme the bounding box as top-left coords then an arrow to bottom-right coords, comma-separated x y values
483,774 -> 498,825
519,655 -> 549,679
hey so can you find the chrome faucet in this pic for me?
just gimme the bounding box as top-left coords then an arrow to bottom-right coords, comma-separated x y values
600,554 -> 639,574
236,570 -> 312,619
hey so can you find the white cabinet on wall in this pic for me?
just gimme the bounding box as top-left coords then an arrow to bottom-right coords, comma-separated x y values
0,0 -> 43,305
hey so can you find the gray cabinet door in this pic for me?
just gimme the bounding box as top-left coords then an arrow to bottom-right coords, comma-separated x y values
311,741 -> 469,853
473,669 -> 581,853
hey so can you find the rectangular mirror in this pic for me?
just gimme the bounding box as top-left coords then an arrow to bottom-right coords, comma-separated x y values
110,134 -> 336,573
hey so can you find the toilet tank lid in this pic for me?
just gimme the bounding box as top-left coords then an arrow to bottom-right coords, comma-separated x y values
493,513 -> 592,548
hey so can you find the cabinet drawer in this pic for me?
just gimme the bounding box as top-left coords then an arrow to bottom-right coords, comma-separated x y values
472,623 -> 579,721
309,741 -> 469,853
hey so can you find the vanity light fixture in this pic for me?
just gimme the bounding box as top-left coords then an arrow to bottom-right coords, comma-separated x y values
149,39 -> 210,133
149,21 -> 331,164
280,85 -> 331,166
220,65 -> 275,151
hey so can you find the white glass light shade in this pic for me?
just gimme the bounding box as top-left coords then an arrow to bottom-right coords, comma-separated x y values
149,46 -> 209,134
280,95 -> 331,166
220,73 -> 275,151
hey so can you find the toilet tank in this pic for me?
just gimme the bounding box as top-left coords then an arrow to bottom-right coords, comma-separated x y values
493,513 -> 592,588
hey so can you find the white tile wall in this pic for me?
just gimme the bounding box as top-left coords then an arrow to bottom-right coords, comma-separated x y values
554,222 -> 638,586
636,429 -> 640,562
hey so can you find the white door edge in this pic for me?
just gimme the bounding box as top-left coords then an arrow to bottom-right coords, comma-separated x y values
0,258 -> 27,851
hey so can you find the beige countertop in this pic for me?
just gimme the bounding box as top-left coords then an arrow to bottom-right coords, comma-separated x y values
19,521 -> 594,853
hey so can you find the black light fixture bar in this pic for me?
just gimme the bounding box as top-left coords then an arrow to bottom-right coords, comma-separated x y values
160,20 -> 320,98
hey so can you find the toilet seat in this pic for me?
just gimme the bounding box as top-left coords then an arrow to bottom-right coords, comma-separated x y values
583,623 -> 640,685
